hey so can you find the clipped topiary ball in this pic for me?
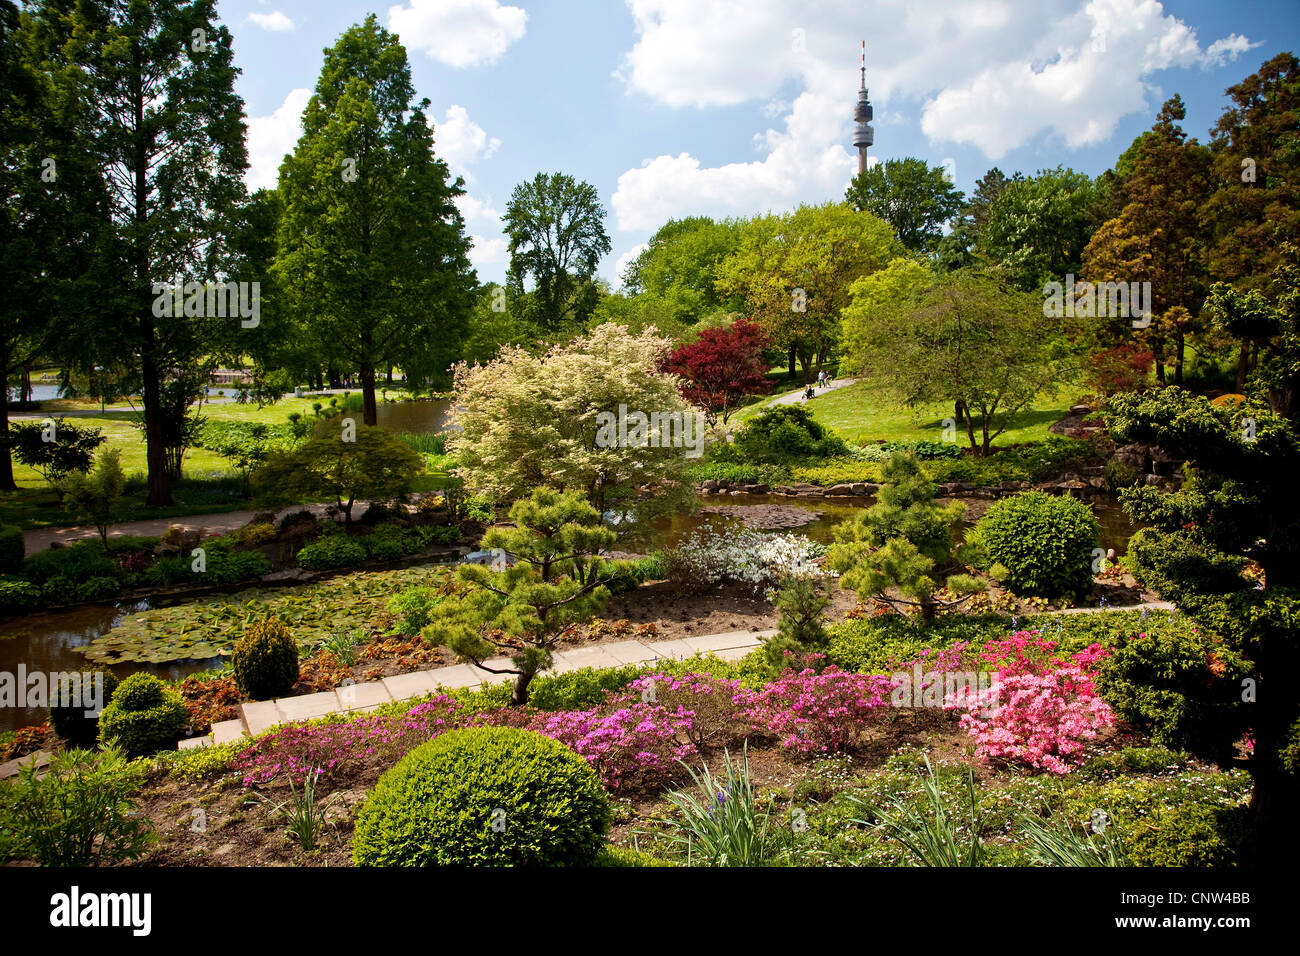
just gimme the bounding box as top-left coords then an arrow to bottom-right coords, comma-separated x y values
97,672 -> 190,756
231,617 -> 300,700
352,726 -> 610,867
50,668 -> 119,747
968,490 -> 1100,598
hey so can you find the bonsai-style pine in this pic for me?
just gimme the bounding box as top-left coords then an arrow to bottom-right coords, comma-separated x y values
827,451 -> 983,624
424,487 -> 616,705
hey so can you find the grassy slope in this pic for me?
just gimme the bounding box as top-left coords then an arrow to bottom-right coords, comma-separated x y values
733,381 -> 1071,447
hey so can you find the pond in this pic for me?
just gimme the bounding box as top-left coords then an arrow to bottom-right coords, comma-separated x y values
376,397 -> 453,433
621,492 -> 1143,556
0,486 -> 1141,734
0,601 -> 216,733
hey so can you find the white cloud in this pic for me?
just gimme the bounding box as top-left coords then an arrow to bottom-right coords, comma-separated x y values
1203,34 -> 1259,69
387,0 -> 527,68
613,243 -> 648,288
433,105 -> 501,180
245,87 -> 310,191
467,235 -> 509,271
611,0 -> 1256,228
245,10 -> 294,32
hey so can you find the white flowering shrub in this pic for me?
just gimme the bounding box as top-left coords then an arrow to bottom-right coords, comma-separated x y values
661,526 -> 827,593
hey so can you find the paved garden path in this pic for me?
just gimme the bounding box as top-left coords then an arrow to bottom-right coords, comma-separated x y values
189,599 -> 1179,751
22,503 -> 336,555
194,628 -> 779,749
766,377 -> 857,407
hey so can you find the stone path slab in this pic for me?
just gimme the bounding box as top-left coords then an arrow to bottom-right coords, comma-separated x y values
217,629 -> 779,746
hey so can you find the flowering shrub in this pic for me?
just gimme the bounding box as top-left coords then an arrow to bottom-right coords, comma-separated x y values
525,702 -> 697,792
946,630 -> 1113,774
233,695 -> 463,785
625,672 -> 754,749
740,666 -> 895,754
661,526 -> 824,593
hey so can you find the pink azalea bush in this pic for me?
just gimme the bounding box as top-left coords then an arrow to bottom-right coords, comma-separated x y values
524,702 -> 697,792
623,671 -> 755,749
946,630 -> 1114,774
741,665 -> 895,754
234,694 -> 463,785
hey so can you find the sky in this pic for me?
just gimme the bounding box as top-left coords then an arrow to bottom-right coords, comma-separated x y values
222,0 -> 1300,287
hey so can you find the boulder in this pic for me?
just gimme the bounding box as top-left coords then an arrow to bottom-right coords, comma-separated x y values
826,483 -> 856,496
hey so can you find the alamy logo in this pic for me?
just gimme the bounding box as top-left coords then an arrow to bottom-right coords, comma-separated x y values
890,664 -> 999,716
152,280 -> 260,328
594,405 -> 707,459
0,667 -> 104,717
1042,275 -> 1152,328
50,886 -> 151,936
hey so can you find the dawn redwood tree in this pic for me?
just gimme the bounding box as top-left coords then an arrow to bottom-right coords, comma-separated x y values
54,0 -> 250,506
276,15 -> 476,426
0,0 -> 117,490
663,318 -> 769,424
1082,95 -> 1213,386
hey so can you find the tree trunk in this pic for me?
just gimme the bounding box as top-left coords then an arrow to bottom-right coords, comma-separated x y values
1174,333 -> 1185,386
788,345 -> 797,380
0,339 -> 15,491
360,363 -> 378,426
1237,343 -> 1249,390
511,670 -> 533,707
385,366 -> 393,387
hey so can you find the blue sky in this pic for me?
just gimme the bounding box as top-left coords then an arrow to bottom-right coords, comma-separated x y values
222,0 -> 1299,286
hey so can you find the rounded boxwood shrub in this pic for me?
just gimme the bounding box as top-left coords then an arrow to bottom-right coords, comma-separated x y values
968,490 -> 1099,598
231,617 -> 300,700
97,672 -> 190,756
352,726 -> 610,867
0,524 -> 24,574
50,669 -> 119,747
296,535 -> 367,570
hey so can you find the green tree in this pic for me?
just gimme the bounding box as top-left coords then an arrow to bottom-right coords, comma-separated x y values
1204,53 -> 1300,290
976,166 -> 1099,292
1108,386 -> 1299,856
845,157 -> 965,255
848,271 -> 1063,454
716,203 -> 899,382
621,215 -> 744,327
828,452 -> 982,625
51,0 -> 250,507
0,0 -> 116,490
276,15 -> 476,425
424,487 -> 615,705
251,420 -> 423,525
503,172 -> 611,334
60,447 -> 126,551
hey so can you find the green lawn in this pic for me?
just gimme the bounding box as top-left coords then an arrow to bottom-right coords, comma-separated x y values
734,381 -> 1072,446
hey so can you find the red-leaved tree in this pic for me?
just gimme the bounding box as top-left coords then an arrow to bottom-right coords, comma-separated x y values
663,319 -> 770,424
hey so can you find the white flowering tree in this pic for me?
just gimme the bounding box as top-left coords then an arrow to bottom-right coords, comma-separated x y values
448,323 -> 705,513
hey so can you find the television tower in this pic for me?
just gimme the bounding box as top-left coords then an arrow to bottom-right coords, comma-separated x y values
853,41 -> 874,175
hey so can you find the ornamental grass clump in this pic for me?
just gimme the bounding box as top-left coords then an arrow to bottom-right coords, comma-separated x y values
656,745 -> 786,867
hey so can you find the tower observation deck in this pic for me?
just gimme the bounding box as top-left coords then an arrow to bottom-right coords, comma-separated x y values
853,42 -> 874,175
